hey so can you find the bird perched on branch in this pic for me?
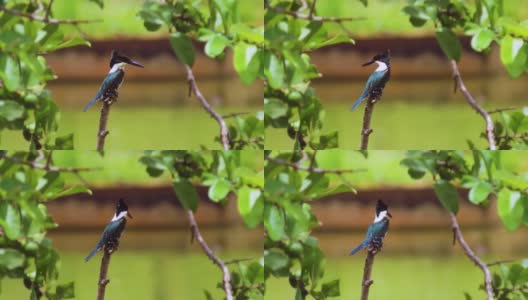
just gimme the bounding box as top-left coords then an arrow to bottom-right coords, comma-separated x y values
85,199 -> 133,261
83,50 -> 144,112
350,50 -> 391,111
349,200 -> 392,255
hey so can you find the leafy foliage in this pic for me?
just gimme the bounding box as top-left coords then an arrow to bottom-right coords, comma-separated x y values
264,1 -> 355,150
139,150 -> 264,299
403,0 -> 528,149
0,151 -> 92,299
264,151 -> 355,300
0,1 -> 92,149
487,261 -> 528,300
137,1 -> 264,149
401,150 -> 528,231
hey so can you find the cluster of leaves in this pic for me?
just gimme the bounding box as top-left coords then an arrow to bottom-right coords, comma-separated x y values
487,261 -> 528,300
264,151 -> 354,300
0,1 -> 92,149
403,0 -> 528,149
264,1 -> 357,150
401,150 -> 528,230
493,109 -> 528,149
139,150 -> 264,299
138,0 -> 264,149
0,151 -> 91,299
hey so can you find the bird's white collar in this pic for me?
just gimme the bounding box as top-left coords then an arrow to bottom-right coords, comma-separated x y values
111,210 -> 128,221
373,210 -> 388,223
375,61 -> 388,72
109,62 -> 126,74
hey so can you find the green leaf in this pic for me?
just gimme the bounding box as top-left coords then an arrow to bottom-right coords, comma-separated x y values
0,249 -> 25,270
264,98 -> 288,119
0,202 -> 21,239
264,204 -> 285,241
205,34 -> 230,58
172,178 -> 199,212
208,178 -> 231,202
435,28 -> 461,61
54,133 -> 74,150
0,54 -> 21,91
264,53 -> 284,89
48,37 -> 91,51
169,32 -> 195,66
433,180 -> 460,213
233,43 -> 260,84
237,185 -> 263,228
468,180 -> 494,204
0,100 -> 24,121
321,279 -> 340,297
500,36 -> 524,64
264,250 -> 289,276
471,28 -> 495,51
55,281 -> 75,298
50,184 -> 92,200
305,34 -> 354,50
497,188 -> 523,230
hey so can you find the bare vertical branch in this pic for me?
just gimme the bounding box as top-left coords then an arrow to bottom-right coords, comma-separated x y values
449,60 -> 496,150
187,210 -> 233,300
184,65 -> 230,150
97,249 -> 112,300
450,213 -> 493,300
96,100 -> 113,151
360,251 -> 375,300
360,97 -> 377,150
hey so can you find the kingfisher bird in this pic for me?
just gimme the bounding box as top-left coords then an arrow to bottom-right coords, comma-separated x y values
83,50 -> 144,112
349,200 -> 392,255
350,50 -> 391,111
85,199 -> 133,262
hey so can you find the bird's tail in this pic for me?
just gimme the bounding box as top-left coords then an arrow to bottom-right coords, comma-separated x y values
83,96 -> 98,112
350,96 -> 365,111
349,241 -> 367,255
85,247 -> 99,262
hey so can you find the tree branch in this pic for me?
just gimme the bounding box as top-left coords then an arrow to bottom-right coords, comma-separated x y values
360,96 -> 377,150
450,213 -> 493,300
5,155 -> 101,173
187,210 -> 233,300
0,5 -> 101,24
97,249 -> 112,300
360,251 -> 375,300
96,98 -> 115,151
184,65 -> 230,150
266,5 -> 364,23
488,106 -> 519,115
450,60 -> 496,150
265,156 -> 366,174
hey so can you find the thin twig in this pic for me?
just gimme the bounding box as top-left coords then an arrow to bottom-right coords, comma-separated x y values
450,213 -> 493,300
187,210 -> 233,300
6,156 -> 101,173
360,97 -> 377,150
488,106 -> 519,115
266,5 -> 364,23
487,258 -> 517,267
450,60 -> 496,150
97,249 -> 112,300
0,5 -> 101,24
265,156 -> 366,174
221,112 -> 250,119
308,0 -> 317,18
360,251 -> 375,300
224,257 -> 255,265
97,99 -> 114,151
44,0 -> 54,21
185,65 -> 230,150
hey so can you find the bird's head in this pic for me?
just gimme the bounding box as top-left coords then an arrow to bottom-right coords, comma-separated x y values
110,50 -> 144,69
362,49 -> 391,67
115,198 -> 133,219
375,199 -> 392,221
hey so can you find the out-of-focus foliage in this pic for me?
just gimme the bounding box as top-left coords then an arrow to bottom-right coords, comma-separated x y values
139,150 -> 264,299
264,150 -> 356,300
264,0 -> 357,150
0,1 -> 91,149
0,150 -> 91,299
138,1 -> 264,149
486,261 -> 528,300
404,0 -> 528,149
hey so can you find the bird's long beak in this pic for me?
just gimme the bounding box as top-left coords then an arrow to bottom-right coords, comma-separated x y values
126,59 -> 144,68
388,212 -> 393,218
127,211 -> 134,219
362,59 -> 375,67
